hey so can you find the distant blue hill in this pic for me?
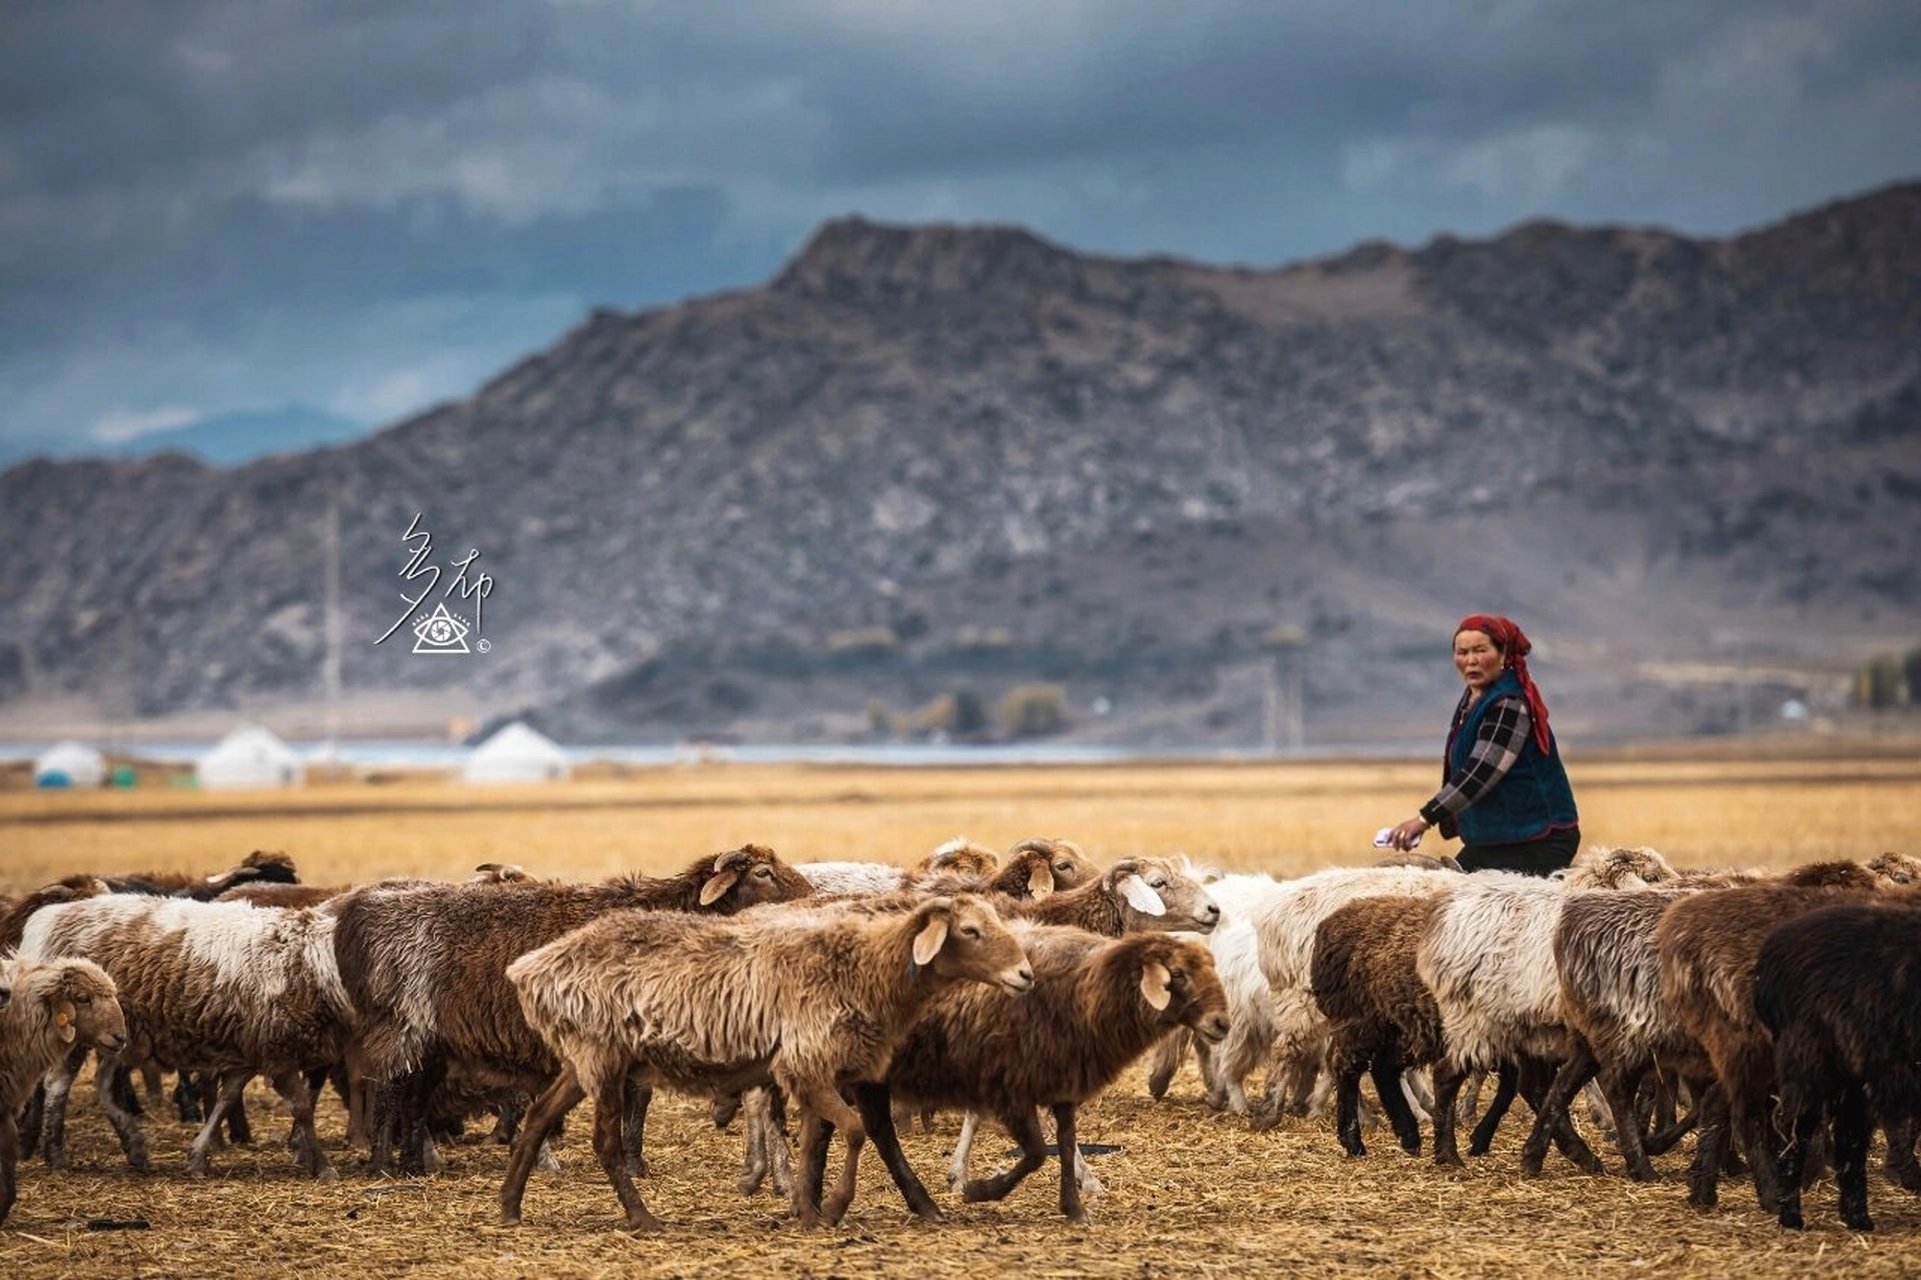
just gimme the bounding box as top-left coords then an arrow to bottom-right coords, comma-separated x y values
0,405 -> 369,471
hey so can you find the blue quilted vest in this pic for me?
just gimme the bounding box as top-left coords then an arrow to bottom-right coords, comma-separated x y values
1447,669 -> 1579,846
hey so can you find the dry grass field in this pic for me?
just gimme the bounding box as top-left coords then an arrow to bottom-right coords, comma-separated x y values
4,756 -> 1921,1278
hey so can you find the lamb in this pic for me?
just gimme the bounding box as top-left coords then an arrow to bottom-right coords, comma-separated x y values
857,926 -> 1229,1223
333,844 -> 813,1173
1758,902 -> 1921,1232
499,893 -> 1034,1230
17,895 -> 353,1178
1654,862 -> 1890,1210
1309,892 -> 1448,1157
0,955 -> 124,1225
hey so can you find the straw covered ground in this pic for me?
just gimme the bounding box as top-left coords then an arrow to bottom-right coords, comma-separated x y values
4,756 -> 1921,1278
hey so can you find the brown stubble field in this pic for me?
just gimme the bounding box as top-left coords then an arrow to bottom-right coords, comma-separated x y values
3,756 -> 1921,1278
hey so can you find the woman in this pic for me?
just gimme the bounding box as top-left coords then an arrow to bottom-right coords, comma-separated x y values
1382,614 -> 1579,876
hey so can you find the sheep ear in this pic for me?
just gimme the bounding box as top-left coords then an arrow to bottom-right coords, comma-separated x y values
1139,962 -> 1172,1011
912,914 -> 949,966
1119,874 -> 1166,916
53,999 -> 77,1044
1025,861 -> 1054,899
699,869 -> 742,906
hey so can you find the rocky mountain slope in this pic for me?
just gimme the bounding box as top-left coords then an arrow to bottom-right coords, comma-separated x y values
2,182 -> 1917,745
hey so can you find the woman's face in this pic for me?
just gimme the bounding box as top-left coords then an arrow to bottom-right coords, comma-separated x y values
1453,629 -> 1504,691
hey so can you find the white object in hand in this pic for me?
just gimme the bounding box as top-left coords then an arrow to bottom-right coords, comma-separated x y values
1374,826 -> 1422,850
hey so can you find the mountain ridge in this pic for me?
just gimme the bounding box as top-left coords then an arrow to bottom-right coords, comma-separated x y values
2,181 -> 1917,744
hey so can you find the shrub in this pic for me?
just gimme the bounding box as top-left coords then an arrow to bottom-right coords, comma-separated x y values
1001,683 -> 1067,738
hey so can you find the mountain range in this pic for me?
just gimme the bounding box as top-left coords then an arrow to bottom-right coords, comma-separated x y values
2,181 -> 1917,747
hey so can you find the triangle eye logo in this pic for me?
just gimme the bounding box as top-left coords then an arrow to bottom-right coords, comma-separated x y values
412,602 -> 472,655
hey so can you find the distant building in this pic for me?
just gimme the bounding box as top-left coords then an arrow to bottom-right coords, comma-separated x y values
33,740 -> 107,788
462,722 -> 571,784
197,725 -> 302,790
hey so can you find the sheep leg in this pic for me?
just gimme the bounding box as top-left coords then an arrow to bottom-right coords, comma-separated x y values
1520,1055 -> 1604,1174
793,1111 -> 832,1225
140,1063 -> 164,1108
1774,1082 -> 1821,1230
40,1051 -> 81,1170
947,1110 -> 981,1191
499,1066 -> 585,1225
853,1082 -> 942,1222
271,1070 -> 334,1181
590,1073 -> 659,1232
173,1073 -> 202,1124
1146,1030 -> 1187,1101
1597,1064 -> 1660,1181
0,1109 -> 18,1225
1053,1103 -> 1087,1224
736,1088 -> 779,1196
1468,1061 -> 1518,1157
1519,1042 -> 1597,1178
1835,1082 -> 1874,1232
1369,1049 -> 1422,1155
1330,1037 -> 1370,1157
96,1055 -> 152,1174
18,1083 -> 44,1160
804,1087 -> 867,1228
1725,1064 -> 1783,1212
621,1079 -> 651,1178
962,1108 -> 1047,1203
224,1085 -> 254,1147
1881,1113 -> 1921,1193
1459,1068 -> 1486,1128
1687,1081 -> 1730,1209
1430,1062 -> 1469,1168
186,1071 -> 248,1177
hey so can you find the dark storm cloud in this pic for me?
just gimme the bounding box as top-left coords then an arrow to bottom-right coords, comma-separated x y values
2,1 -> 1916,451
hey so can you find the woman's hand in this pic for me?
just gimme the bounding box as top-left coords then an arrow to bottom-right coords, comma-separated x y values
1386,817 -> 1430,851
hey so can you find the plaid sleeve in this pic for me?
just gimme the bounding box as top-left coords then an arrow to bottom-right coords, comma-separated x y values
1420,695 -> 1531,826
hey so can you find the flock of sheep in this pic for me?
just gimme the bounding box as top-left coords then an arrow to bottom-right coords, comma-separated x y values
2,837 -> 1919,1239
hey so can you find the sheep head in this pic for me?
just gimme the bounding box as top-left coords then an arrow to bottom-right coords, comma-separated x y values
1132,936 -> 1229,1042
1002,838 -> 1098,900
1105,857 -> 1221,933
470,863 -> 532,884
205,849 -> 299,895
1867,852 -> 1921,886
24,959 -> 126,1054
695,844 -> 813,911
1783,860 -> 1880,891
913,838 -> 1000,882
906,894 -> 1032,994
1564,845 -> 1677,891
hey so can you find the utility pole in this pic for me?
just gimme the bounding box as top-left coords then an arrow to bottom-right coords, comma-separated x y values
1261,624 -> 1306,756
321,493 -> 342,760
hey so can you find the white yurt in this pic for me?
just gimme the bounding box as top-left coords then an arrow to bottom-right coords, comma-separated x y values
33,740 -> 107,788
196,724 -> 302,790
462,722 -> 571,784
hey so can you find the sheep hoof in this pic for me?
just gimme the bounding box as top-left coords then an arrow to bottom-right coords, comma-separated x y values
499,1212 -> 522,1228
1064,1208 -> 1089,1226
1777,1210 -> 1804,1231
1844,1213 -> 1874,1233
316,1165 -> 340,1184
1433,1151 -> 1463,1170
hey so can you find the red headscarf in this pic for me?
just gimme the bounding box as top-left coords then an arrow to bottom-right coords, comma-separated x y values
1454,614 -> 1553,754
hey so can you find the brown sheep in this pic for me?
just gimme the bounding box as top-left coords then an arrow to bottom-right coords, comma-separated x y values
858,925 -> 1229,1223
1654,861 -> 1892,1210
1309,893 -> 1448,1158
501,894 -> 1034,1230
0,955 -> 125,1224
333,844 -> 814,1174
1759,902 -> 1921,1232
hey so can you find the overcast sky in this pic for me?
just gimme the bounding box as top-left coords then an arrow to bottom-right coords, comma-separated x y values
4,0 -> 1918,455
